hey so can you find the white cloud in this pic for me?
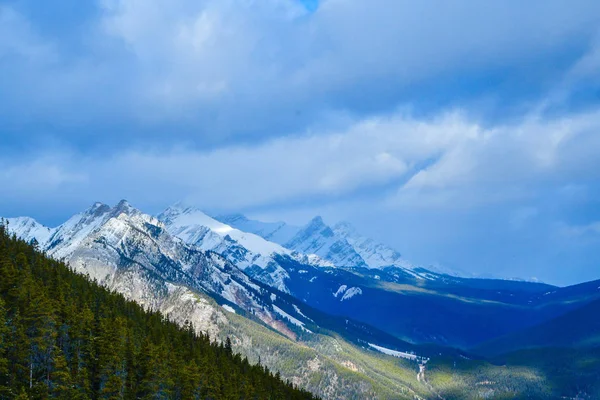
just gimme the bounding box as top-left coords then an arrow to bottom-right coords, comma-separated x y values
0,158 -> 87,192
2,0 -> 600,284
3,105 -> 599,215
391,108 -> 600,208
96,0 -> 600,117
4,0 -> 600,134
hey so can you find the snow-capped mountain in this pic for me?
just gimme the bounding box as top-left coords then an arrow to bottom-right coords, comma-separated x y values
333,221 -> 414,270
4,205 -> 443,399
216,213 -> 300,245
5,216 -> 54,245
284,216 -> 368,269
5,201 -> 312,337
159,204 -> 330,292
160,204 -> 290,267
44,202 -> 114,259
216,213 -> 431,277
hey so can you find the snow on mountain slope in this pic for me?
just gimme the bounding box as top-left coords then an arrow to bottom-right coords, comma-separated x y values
216,213 -> 413,272
45,202 -> 113,259
5,217 -> 54,245
285,216 -> 367,269
5,200 -> 319,337
216,213 -> 300,245
159,204 -> 333,292
160,205 -> 289,261
200,212 -> 443,281
333,221 -> 414,270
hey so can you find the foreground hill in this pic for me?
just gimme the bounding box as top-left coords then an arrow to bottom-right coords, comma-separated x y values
0,222 -> 317,399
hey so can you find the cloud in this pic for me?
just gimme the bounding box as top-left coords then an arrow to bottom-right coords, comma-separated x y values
392,108 -> 600,208
2,0 -> 600,284
3,105 -> 599,215
2,0 -> 600,150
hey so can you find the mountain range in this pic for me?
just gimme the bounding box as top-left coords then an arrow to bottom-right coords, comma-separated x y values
4,200 -> 600,399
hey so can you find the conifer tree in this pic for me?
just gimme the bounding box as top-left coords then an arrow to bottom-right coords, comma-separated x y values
0,222 -> 318,400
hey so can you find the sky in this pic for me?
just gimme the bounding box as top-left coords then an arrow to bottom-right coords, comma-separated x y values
1,0 -> 600,285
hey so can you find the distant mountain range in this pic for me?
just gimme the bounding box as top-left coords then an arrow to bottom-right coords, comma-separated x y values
4,200 -> 600,399
216,212 -> 415,272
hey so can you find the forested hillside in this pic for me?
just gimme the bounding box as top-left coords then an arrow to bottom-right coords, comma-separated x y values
474,297 -> 600,357
0,222 -> 317,400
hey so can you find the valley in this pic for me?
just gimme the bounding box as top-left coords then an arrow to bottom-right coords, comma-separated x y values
4,200 -> 600,399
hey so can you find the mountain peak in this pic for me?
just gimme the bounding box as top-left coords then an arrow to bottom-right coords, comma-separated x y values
164,201 -> 202,217
216,213 -> 248,224
306,216 -> 328,231
333,221 -> 355,235
310,216 -> 325,225
285,216 -> 366,268
114,199 -> 132,211
84,201 -> 111,217
4,216 -> 54,245
303,216 -> 334,238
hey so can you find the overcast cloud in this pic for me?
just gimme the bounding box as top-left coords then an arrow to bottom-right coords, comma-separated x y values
1,0 -> 600,285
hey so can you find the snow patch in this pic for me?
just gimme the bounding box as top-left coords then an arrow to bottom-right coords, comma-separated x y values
222,304 -> 236,313
368,344 -> 417,361
293,304 -> 313,322
341,287 -> 362,301
273,305 -> 312,333
334,285 -> 348,298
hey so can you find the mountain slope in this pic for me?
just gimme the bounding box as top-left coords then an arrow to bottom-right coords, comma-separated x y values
285,217 -> 367,269
159,204 -> 330,293
216,213 -> 300,245
474,295 -> 600,357
3,202 -> 437,398
5,204 -> 600,399
215,214 -> 437,280
333,221 -> 412,270
8,201 -> 289,333
5,216 -> 54,245
0,222 -> 317,400
272,255 -> 600,348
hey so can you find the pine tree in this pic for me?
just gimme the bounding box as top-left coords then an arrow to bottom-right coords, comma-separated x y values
0,298 -> 9,396
0,223 -> 318,400
50,347 -> 75,399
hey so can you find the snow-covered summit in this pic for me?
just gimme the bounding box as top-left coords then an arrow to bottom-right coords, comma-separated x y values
5,216 -> 54,245
215,213 -> 299,245
45,201 -> 118,259
284,216 -> 367,269
5,201 -> 312,336
216,213 -> 421,273
160,204 -> 290,259
333,221 -> 414,270
159,204 -> 299,292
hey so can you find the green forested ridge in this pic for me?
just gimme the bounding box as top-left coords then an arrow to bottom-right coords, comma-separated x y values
0,223 -> 317,400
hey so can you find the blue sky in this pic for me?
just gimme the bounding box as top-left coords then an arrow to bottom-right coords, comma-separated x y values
1,0 -> 600,285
